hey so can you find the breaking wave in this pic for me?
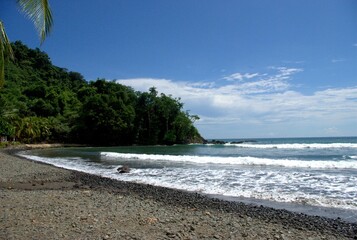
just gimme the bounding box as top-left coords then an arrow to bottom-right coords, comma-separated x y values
101,152 -> 357,169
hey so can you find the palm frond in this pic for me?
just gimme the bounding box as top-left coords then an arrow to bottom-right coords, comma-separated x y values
0,21 -> 14,88
17,0 -> 53,44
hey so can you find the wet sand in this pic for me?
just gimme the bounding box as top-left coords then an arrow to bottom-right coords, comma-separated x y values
1,148 -> 356,239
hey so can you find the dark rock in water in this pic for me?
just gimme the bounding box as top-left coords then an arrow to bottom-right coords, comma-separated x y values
205,139 -> 227,144
117,166 -> 130,173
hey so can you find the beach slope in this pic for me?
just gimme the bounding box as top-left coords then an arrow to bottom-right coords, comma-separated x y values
0,150 -> 356,239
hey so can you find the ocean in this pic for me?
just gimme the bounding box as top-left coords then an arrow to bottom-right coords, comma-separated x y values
18,137 -> 357,222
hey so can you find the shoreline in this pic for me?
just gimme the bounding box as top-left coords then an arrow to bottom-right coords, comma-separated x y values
1,147 -> 357,239
209,194 -> 357,224
14,144 -> 357,223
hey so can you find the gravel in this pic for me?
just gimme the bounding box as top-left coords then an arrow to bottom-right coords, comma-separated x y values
1,149 -> 356,239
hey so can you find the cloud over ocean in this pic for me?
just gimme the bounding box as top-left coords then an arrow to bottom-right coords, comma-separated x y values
116,67 -> 357,138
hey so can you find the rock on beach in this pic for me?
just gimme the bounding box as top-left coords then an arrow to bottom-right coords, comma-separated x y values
117,165 -> 130,173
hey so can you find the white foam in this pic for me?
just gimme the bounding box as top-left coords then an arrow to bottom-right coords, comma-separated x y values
17,153 -> 110,176
224,143 -> 357,149
101,152 -> 357,169
18,152 -> 357,211
109,168 -> 357,210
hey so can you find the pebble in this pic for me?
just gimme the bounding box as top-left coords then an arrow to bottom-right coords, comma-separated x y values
0,150 -> 356,240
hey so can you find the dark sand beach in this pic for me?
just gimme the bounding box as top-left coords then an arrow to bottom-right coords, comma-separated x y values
1,147 -> 356,239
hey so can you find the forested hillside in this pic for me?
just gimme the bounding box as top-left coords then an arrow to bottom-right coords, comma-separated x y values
0,41 -> 203,145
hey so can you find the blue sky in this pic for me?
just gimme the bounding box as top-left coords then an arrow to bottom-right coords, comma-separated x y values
1,0 -> 357,138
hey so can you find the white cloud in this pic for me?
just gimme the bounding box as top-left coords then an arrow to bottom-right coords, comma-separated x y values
116,67 -> 357,138
269,66 -> 303,77
331,58 -> 345,63
223,72 -> 260,81
222,67 -> 302,94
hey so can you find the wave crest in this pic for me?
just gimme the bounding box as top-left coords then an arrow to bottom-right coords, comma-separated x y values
100,152 -> 357,169
224,143 -> 357,149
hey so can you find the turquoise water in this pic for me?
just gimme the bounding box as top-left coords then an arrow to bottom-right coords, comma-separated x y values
19,137 -> 357,221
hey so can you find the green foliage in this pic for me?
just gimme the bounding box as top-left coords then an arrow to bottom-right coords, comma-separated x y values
1,0 -> 52,86
0,118 -> 14,137
0,95 -> 15,137
75,80 -> 136,145
1,41 -> 203,145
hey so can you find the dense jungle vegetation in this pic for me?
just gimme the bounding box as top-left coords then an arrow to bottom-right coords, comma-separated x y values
0,41 -> 203,145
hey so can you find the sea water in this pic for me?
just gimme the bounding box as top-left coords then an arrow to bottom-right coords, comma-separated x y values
18,137 -> 357,222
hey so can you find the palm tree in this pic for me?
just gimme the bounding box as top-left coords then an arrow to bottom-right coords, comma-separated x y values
0,0 -> 53,87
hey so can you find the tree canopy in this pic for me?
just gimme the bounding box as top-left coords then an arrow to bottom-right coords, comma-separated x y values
0,41 -> 203,145
0,0 -> 53,87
